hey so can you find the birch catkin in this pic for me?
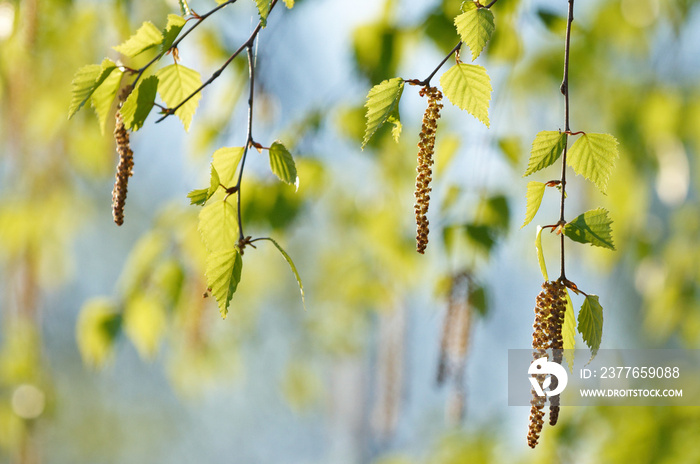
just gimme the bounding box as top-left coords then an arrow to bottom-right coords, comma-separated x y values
112,110 -> 134,226
414,86 -> 443,254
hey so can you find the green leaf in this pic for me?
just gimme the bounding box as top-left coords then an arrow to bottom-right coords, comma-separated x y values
269,141 -> 298,187
90,66 -> 124,134
113,21 -> 164,58
535,226 -> 548,281
566,133 -> 620,194
68,58 -> 119,119
207,165 -> 221,199
206,248 -> 243,318
161,14 -> 187,54
283,0 -> 294,7
156,63 -> 203,131
523,131 -> 566,176
522,181 -> 546,228
187,188 -> 209,206
469,284 -> 488,317
578,294 -> 603,359
120,75 -> 158,131
198,199 -> 238,252
178,0 -> 192,15
563,208 -> 615,250
212,147 -> 244,187
123,292 -> 167,359
439,63 -> 492,127
76,299 -> 122,368
563,290 -> 576,373
362,77 -> 404,149
454,2 -> 495,60
254,0 -> 273,27
261,238 -> 305,310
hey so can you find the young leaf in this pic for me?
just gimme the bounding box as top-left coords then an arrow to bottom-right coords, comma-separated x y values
578,294 -> 603,359
123,292 -> 167,359
454,2 -> 495,60
563,208 -> 615,250
206,248 -> 243,318
566,133 -> 619,194
120,75 -> 158,131
261,238 -> 305,310
68,58 -> 119,119
535,226 -> 548,281
90,67 -> 124,134
212,147 -> 244,187
283,0 -> 294,7
187,189 -> 209,206
198,199 -> 238,252
362,77 -> 404,149
161,14 -> 187,54
254,0 -> 273,27
522,181 -> 546,228
178,0 -> 192,15
76,299 -> 122,368
207,165 -> 221,199
269,141 -> 298,187
439,63 -> 492,127
563,290 -> 576,373
524,131 -> 566,176
156,63 -> 203,131
113,21 -> 164,58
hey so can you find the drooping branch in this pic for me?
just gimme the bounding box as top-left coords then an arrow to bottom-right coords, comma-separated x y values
156,0 -> 277,123
235,44 -> 257,243
131,0 -> 239,88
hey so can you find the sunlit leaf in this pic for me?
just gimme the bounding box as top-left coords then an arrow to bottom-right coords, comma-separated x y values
68,58 -> 118,119
120,75 -> 158,131
269,141 -> 298,187
261,237 -> 305,310
90,66 -> 124,134
254,0 -> 273,27
113,21 -> 164,58
198,199 -> 238,252
187,188 -> 208,206
212,147 -> 244,187
207,165 -> 221,199
206,248 -> 243,318
283,0 -> 294,8
578,294 -> 603,359
156,63 -> 202,131
454,2 -> 495,60
563,208 -> 615,250
161,14 -> 187,54
563,290 -> 576,372
439,63 -> 492,126
123,292 -> 167,359
76,299 -> 121,368
362,77 -> 404,149
523,130 -> 566,176
535,226 -> 548,281
522,181 -> 546,228
566,133 -> 619,194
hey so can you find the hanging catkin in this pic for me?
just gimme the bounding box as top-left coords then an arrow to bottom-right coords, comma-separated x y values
414,86 -> 443,254
112,110 -> 134,226
527,280 -> 566,448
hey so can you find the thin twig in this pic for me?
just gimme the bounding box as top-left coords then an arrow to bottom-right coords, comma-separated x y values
558,0 -> 575,280
484,0 -> 500,8
235,44 -> 257,241
408,42 -> 462,88
131,0 -> 239,88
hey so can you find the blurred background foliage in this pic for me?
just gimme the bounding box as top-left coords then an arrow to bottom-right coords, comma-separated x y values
0,0 -> 698,462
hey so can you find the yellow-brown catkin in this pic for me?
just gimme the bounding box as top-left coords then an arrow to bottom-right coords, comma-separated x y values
414,86 -> 443,254
527,280 -> 566,448
112,110 -> 134,226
